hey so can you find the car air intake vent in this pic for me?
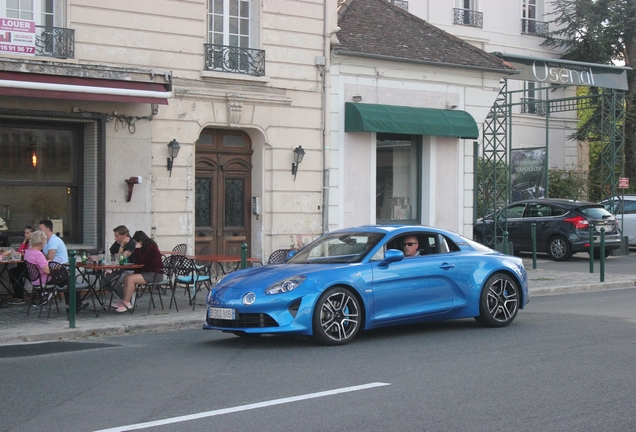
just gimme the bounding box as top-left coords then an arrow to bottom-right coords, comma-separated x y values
207,313 -> 278,328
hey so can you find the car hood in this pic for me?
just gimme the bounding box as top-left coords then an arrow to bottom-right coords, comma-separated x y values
215,263 -> 364,294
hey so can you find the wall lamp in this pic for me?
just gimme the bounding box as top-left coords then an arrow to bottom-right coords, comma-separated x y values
167,139 -> 181,177
291,146 -> 305,181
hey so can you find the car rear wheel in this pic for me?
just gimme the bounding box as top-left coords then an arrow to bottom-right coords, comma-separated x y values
547,235 -> 572,261
474,273 -> 520,328
312,286 -> 361,346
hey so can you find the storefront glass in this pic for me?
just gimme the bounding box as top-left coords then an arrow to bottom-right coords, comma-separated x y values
376,133 -> 420,223
0,122 -> 81,244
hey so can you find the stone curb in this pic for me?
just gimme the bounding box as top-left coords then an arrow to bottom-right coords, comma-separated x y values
0,319 -> 204,346
529,281 -> 636,296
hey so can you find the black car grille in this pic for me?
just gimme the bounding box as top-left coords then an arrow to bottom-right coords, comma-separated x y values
207,313 -> 278,328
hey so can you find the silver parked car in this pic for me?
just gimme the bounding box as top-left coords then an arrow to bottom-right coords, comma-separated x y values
600,195 -> 636,246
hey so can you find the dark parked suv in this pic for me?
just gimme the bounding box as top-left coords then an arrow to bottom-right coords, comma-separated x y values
474,199 -> 621,261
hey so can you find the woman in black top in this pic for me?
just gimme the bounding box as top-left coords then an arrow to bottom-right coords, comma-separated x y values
115,230 -> 164,312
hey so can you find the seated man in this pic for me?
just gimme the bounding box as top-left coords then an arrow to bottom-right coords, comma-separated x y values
101,225 -> 137,303
402,235 -> 420,257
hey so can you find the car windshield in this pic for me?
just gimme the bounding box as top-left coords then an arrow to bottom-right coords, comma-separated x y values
287,232 -> 386,264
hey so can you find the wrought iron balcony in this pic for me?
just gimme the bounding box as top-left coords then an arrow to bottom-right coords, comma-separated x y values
521,19 -> 549,36
453,8 -> 483,28
204,44 -> 265,77
521,98 -> 546,116
35,25 -> 75,59
389,0 -> 408,11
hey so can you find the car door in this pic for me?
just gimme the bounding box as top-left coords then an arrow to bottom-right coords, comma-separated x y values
371,238 -> 459,324
616,198 -> 636,246
503,203 -> 528,250
522,202 -> 562,252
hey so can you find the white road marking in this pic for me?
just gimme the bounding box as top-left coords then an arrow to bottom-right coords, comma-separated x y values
93,382 -> 391,432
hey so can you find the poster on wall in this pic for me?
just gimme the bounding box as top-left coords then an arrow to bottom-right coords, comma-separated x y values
0,18 -> 36,56
510,148 -> 546,202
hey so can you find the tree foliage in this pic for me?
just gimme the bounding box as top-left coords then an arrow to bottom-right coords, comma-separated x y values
543,0 -> 636,181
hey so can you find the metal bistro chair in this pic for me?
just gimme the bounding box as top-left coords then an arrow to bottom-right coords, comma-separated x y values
172,243 -> 187,256
194,245 -> 215,278
173,255 -> 212,311
268,249 -> 293,264
24,261 -> 68,318
134,255 -> 178,314
48,261 -> 96,316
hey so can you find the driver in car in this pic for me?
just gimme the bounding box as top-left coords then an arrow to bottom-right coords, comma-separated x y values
402,236 -> 420,257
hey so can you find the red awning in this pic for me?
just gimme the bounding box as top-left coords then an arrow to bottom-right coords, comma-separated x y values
0,71 -> 171,104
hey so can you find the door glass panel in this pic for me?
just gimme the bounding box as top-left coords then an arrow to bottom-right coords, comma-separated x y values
195,178 -> 212,227
376,134 -> 419,222
224,178 -> 244,227
222,134 -> 246,148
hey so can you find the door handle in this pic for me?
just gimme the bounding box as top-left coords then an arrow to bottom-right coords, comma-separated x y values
439,263 -> 455,270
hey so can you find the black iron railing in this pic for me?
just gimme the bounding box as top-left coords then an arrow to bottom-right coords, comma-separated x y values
35,25 -> 75,58
521,19 -> 549,36
453,8 -> 483,28
204,44 -> 265,77
521,98 -> 546,116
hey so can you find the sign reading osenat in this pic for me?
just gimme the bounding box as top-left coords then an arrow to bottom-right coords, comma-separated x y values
0,18 -> 35,56
493,52 -> 631,91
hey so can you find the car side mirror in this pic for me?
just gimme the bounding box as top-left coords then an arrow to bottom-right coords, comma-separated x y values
378,249 -> 404,267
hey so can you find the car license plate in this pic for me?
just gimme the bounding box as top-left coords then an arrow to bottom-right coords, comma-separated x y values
596,225 -> 614,233
208,307 -> 235,320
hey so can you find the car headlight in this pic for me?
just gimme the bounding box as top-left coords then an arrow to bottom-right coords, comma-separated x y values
265,276 -> 306,295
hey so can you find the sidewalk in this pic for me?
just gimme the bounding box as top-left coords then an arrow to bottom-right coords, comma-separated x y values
1,261 -> 635,346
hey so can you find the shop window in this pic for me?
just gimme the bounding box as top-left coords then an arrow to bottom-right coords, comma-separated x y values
0,118 -> 100,247
376,133 -> 420,224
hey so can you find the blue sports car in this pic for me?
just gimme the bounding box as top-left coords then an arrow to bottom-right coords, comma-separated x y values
203,225 -> 529,345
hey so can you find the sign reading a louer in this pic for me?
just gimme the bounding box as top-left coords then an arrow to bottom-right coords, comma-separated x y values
0,18 -> 35,56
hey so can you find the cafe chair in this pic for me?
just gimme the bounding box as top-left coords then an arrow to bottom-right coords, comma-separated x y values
25,261 -> 64,318
134,255 -> 179,314
193,246 -> 217,280
48,262 -> 97,317
173,255 -> 212,311
172,243 -> 187,256
268,249 -> 293,265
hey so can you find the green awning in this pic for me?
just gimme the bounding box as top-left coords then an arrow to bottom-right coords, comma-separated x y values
345,102 -> 479,139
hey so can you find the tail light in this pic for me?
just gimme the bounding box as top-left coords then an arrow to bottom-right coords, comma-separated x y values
563,215 -> 589,229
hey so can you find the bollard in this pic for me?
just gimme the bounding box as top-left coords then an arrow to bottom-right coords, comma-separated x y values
68,250 -> 77,328
241,243 -> 247,269
600,228 -> 605,282
589,225 -> 594,274
503,231 -> 509,255
531,223 -> 537,269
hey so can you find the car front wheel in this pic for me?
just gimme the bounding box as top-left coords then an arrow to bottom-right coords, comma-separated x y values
312,286 -> 361,346
474,273 -> 520,327
547,235 -> 572,261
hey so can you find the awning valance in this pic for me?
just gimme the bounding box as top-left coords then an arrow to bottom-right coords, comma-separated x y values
0,71 -> 171,104
345,102 -> 479,139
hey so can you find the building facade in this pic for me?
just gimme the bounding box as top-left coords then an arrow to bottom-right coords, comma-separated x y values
408,0 -> 583,176
0,0 -> 335,258
327,0 -> 516,238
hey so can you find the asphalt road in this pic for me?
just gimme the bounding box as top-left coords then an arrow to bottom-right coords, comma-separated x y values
1,288 -> 636,432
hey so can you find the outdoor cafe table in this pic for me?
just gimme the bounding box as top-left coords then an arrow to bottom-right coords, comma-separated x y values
76,262 -> 144,315
0,259 -> 24,299
186,255 -> 262,276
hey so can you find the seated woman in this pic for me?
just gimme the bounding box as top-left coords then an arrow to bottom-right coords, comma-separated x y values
7,225 -> 33,304
115,230 -> 164,312
24,230 -> 51,287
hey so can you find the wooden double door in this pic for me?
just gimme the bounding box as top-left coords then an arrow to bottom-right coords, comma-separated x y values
195,129 -> 252,256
